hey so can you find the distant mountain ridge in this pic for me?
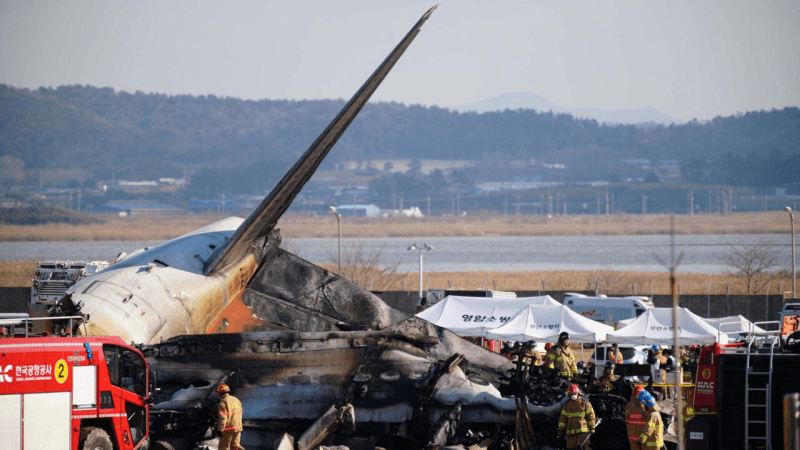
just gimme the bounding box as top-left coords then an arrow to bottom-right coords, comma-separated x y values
455,92 -> 678,125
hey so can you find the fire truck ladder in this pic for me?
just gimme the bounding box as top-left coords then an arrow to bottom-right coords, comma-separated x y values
744,321 -> 780,450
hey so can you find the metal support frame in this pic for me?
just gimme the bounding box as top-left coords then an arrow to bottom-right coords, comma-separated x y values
744,320 -> 781,450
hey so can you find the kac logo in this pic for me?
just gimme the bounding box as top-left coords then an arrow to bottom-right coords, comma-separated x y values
0,364 -> 12,382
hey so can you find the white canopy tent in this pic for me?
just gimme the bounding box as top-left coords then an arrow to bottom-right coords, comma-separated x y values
415,295 -> 560,338
704,315 -> 765,341
484,304 -> 615,343
606,307 -> 728,346
616,317 -> 636,329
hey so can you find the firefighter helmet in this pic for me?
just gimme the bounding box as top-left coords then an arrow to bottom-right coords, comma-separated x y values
633,385 -> 645,396
577,361 -> 587,370
559,331 -> 570,342
604,360 -> 615,370
637,389 -> 657,409
216,383 -> 230,394
545,343 -> 552,351
567,384 -> 580,396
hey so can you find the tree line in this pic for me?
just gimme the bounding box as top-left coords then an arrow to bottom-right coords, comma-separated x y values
1,84 -> 798,194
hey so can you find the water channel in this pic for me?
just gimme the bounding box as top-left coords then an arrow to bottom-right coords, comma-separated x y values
0,234 -> 791,274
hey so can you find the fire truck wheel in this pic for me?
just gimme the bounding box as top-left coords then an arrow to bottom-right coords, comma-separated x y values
79,427 -> 113,450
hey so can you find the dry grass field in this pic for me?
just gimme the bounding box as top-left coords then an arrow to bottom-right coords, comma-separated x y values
1,211 -> 793,295
0,211 -> 789,241
4,259 -> 791,297
314,264 -> 792,297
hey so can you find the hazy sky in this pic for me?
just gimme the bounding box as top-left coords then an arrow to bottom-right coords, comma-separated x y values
2,0 -> 798,122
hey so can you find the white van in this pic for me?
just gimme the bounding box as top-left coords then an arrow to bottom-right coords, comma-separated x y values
563,293 -> 653,327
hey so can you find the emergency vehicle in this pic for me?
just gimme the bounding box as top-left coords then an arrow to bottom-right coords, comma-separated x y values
686,320 -> 800,450
563,293 -> 654,327
779,302 -> 800,340
0,317 -> 151,450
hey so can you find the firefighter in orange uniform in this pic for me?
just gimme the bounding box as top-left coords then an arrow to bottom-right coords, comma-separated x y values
594,361 -> 619,392
557,384 -> 596,449
637,389 -> 664,449
216,383 -> 244,450
610,343 -> 623,364
546,331 -> 578,378
522,340 -> 543,366
625,386 -> 647,448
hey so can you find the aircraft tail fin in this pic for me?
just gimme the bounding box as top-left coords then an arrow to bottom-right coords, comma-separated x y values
205,6 -> 436,275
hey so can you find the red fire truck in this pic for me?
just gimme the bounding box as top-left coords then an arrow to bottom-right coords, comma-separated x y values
0,317 -> 151,450
687,322 -> 800,450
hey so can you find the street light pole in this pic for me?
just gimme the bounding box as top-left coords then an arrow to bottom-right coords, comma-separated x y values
787,207 -> 796,299
407,243 -> 434,305
329,206 -> 342,274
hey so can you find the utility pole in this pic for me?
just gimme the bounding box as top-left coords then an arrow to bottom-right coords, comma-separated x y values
787,207 -> 796,299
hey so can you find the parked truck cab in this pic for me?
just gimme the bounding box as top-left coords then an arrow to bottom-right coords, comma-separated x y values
563,293 -> 654,327
0,317 -> 150,450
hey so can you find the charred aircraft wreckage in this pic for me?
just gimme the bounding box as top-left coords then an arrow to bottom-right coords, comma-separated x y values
53,6 -> 649,450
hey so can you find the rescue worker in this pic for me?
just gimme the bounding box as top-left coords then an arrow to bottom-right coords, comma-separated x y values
646,347 -> 664,399
574,361 -> 594,384
679,348 -> 692,384
680,387 -> 694,425
610,343 -> 623,364
216,383 -> 244,450
593,361 -> 618,392
522,340 -> 543,366
637,390 -> 664,449
557,384 -> 596,449
662,349 -> 676,399
625,386 -> 646,448
500,341 -> 515,358
546,331 -> 578,378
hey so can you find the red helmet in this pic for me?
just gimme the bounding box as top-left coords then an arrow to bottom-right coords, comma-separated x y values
216,384 -> 230,394
633,385 -> 645,396
568,384 -> 580,396
545,343 -> 552,351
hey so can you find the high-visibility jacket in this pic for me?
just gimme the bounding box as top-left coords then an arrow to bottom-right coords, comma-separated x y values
545,344 -> 577,377
638,409 -> 664,448
595,373 -> 619,392
681,405 -> 694,423
558,397 -> 596,436
217,393 -> 243,432
680,352 -> 693,382
624,397 -> 646,443
523,348 -> 543,366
